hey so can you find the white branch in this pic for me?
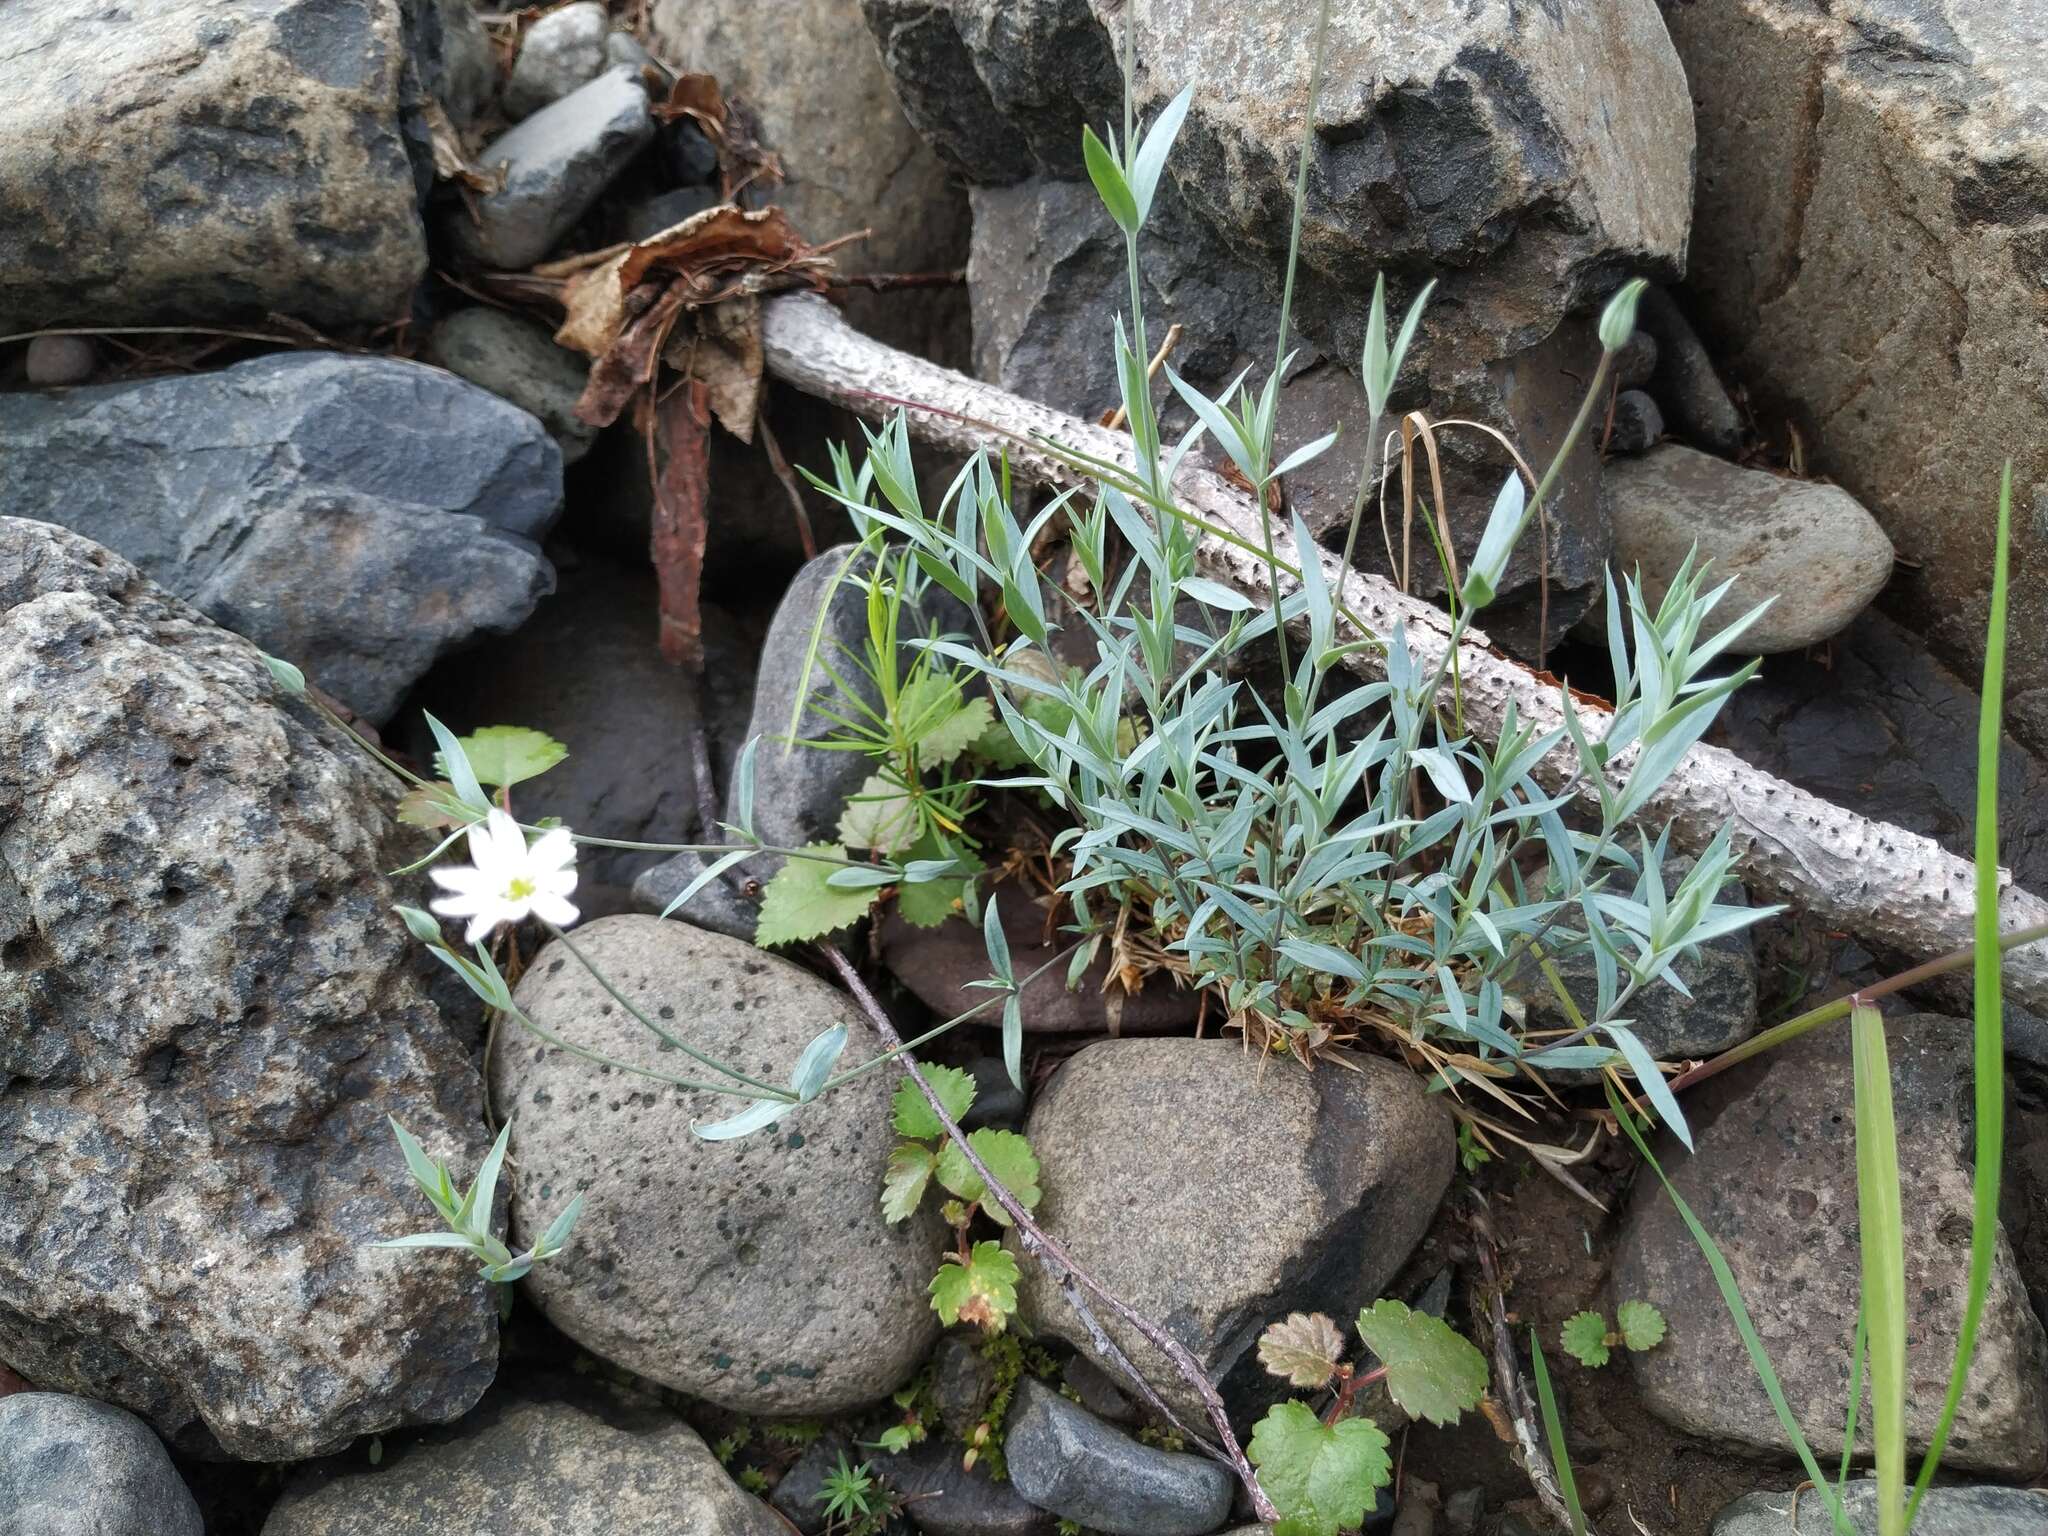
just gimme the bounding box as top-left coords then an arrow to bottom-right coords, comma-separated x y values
761,293 -> 2048,1022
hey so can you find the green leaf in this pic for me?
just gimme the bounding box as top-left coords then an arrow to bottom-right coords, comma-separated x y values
935,1128 -> 1041,1224
260,651 -> 307,695
896,873 -> 968,927
1354,1299 -> 1488,1427
1851,1002 -> 1908,1528
874,1425 -> 915,1454
1560,1311 -> 1611,1368
754,845 -> 880,946
838,771 -> 922,855
908,688 -> 995,770
1615,1300 -> 1666,1353
1528,1331 -> 1587,1536
929,1241 -> 1019,1331
1080,123 -> 1138,233
1247,1401 -> 1391,1536
396,780 -> 473,830
1257,1312 -> 1346,1390
881,1144 -> 936,1224
438,725 -> 568,789
891,1066 -> 977,1140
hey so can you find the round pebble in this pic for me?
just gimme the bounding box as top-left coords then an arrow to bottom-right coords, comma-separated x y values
25,335 -> 95,386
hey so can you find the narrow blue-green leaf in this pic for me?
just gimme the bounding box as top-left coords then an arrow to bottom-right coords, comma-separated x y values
1851,1002 -> 1907,1536
460,1118 -> 513,1236
983,891 -> 1014,985
1081,123 -> 1138,232
826,864 -> 898,889
659,847 -> 754,919
1128,83 -> 1193,227
538,1192 -> 585,1256
372,1232 -> 476,1251
1002,993 -> 1024,1095
423,711 -> 490,814
789,1023 -> 849,1103
1605,1024 -> 1692,1150
733,736 -> 760,838
692,1096 -> 791,1142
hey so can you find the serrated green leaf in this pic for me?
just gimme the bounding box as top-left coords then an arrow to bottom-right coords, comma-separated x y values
1247,1401 -> 1391,1536
1560,1311 -> 1611,1368
891,1065 -> 977,1140
1616,1300 -> 1666,1352
396,780 -> 473,830
929,1240 -> 1019,1331
1354,1299 -> 1489,1426
1258,1312 -> 1346,1390
838,771 -> 922,855
437,725 -> 568,789
896,874 -> 968,927
754,845 -> 880,946
881,1144 -> 936,1224
935,1128 -> 1040,1224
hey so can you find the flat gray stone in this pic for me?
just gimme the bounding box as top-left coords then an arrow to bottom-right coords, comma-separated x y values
1712,1481 -> 2048,1534
504,2 -> 610,119
452,67 -> 656,269
264,1385 -> 780,1536
1602,445 -> 1894,653
494,915 -> 947,1414
0,521 -> 498,1459
775,1431 -> 1055,1536
1614,1013 -> 2048,1476
424,306 -> 597,464
0,352 -> 561,721
0,0 -> 426,331
1006,1379 -> 1233,1536
0,1394 -> 202,1536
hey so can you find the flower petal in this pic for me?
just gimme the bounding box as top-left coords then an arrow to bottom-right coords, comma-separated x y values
429,865 -> 491,894
531,893 -> 579,929
528,827 -> 577,873
430,892 -> 487,919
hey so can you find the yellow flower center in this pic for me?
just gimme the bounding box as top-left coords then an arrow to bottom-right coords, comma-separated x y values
505,876 -> 537,901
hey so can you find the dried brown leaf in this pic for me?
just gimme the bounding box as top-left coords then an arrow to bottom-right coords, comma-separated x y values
649,379 -> 713,666
1258,1311 -> 1346,1390
670,297 -> 763,442
555,250 -> 630,358
420,99 -> 503,194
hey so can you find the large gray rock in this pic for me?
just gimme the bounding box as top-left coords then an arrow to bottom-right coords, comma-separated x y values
1014,1040 -> 1452,1424
433,0 -> 499,128
451,67 -> 656,270
0,1393 -> 202,1536
503,2 -> 612,120
1668,1 -> 2048,754
0,520 -> 498,1459
0,352 -> 561,722
412,558 -> 758,893
0,0 -> 427,331
1006,1378 -> 1234,1536
1712,1481 -> 2048,1535
1613,1013 -> 2048,1476
423,307 -> 598,465
263,1384 -> 780,1536
494,915 -> 947,1414
652,0 -> 968,353
1601,446 -> 1894,654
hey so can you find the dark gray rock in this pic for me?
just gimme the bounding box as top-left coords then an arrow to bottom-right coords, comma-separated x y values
0,0 -> 427,332
633,543 -> 967,931
452,67 -> 656,269
931,1333 -> 998,1440
776,1432 -> 1055,1536
962,1056 -> 1026,1131
621,184 -> 723,242
0,1394 -> 202,1536
264,1383 -> 779,1536
1605,390 -> 1665,454
0,520 -> 498,1459
605,30 -> 661,77
424,307 -> 597,464
495,915 -> 947,1414
1006,1379 -> 1233,1536
1014,1040 -> 1452,1426
22,336 -> 93,387
1613,1013 -> 2048,1475
1441,1488 -> 1484,1536
1612,329 -> 1658,392
1061,1354 -> 1135,1426
1712,1481 -> 2048,1535
1635,287 -> 1744,456
0,352 -> 561,721
411,558 -> 756,891
504,2 -> 611,119
434,0 -> 499,127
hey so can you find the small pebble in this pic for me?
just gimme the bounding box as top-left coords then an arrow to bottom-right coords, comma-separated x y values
1606,388 -> 1665,454
1441,1487 -> 1484,1536
1613,327 -> 1658,390
25,335 -> 95,386
665,118 -> 721,185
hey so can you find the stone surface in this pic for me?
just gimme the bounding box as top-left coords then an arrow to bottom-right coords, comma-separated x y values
1601,445 -> 1894,654
0,520 -> 498,1459
1006,1378 -> 1234,1536
652,0 -> 968,353
434,0 -> 499,128
22,337 -> 93,388
494,915 -> 946,1414
1526,854 -> 1759,1075
424,306 -> 598,464
963,173 -> 1613,654
504,2 -> 611,119
451,67 -> 656,269
1635,287 -> 1743,456
0,1393 -> 203,1536
1667,1 -> 2048,753
930,1332 -> 998,1439
633,543 -> 966,930
1014,1039 -> 1452,1423
1613,1013 -> 2048,1475
1605,390 -> 1665,455
0,0 -> 427,331
264,1383 -> 780,1536
868,0 -> 1691,357
412,558 -> 757,891
776,1431 -> 1056,1536
878,884 -> 1202,1034
621,184 -> 723,242
1711,1481 -> 2048,1535
0,352 -> 561,722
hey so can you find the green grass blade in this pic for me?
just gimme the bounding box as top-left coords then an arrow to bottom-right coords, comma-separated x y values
1908,460 -> 2013,1522
1851,1002 -> 1908,1536
1608,1083 -> 1855,1535
1837,1303 -> 1866,1496
1527,1328 -> 1585,1536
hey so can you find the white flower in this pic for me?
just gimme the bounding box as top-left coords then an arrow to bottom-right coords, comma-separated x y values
429,809 -> 578,945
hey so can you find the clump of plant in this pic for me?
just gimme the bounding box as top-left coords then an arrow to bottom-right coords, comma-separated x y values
1558,1300 -> 1666,1368
1248,1302 -> 1490,1535
817,1451 -> 899,1536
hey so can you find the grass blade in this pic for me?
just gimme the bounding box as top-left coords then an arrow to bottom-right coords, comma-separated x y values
1851,1002 -> 1907,1536
1837,1304 -> 1866,1497
1527,1329 -> 1585,1536
1908,460 -> 2013,1520
1608,1082 -> 1854,1535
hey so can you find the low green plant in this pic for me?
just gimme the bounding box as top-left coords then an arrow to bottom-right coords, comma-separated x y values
1558,1300 -> 1666,1368
818,1452 -> 891,1535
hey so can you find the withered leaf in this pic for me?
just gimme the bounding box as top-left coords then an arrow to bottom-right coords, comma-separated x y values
1258,1311 -> 1346,1390
649,380 -> 713,667
666,296 -> 763,442
555,249 -> 630,358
